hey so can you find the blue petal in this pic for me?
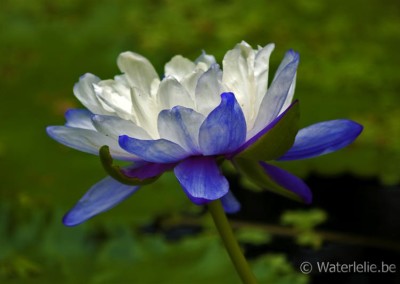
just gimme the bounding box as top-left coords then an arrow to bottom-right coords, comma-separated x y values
260,162 -> 312,204
251,50 -> 299,137
272,49 -> 299,81
158,106 -> 205,153
199,92 -> 247,155
174,157 -> 229,205
63,176 -> 139,226
221,191 -> 241,214
65,109 -> 95,130
278,119 -> 363,161
119,136 -> 189,163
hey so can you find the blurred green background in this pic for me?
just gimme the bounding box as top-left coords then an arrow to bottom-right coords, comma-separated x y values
1,0 -> 399,283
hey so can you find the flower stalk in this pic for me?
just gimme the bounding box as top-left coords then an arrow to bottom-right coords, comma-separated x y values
208,200 -> 258,284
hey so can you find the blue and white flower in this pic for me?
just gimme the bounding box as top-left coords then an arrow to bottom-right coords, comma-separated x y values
47,41 -> 362,226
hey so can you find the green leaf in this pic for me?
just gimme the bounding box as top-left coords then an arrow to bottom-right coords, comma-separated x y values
281,209 -> 328,249
281,209 -> 327,230
237,101 -> 300,161
236,227 -> 272,245
234,158 -> 303,202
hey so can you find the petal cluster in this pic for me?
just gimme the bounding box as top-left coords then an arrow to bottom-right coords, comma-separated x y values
47,41 -> 363,226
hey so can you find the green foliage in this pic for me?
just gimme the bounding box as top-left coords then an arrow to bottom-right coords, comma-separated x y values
0,203 -> 308,284
236,227 -> 272,245
252,254 -> 309,284
281,209 -> 328,249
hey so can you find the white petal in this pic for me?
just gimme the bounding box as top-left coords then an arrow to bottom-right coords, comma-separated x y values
73,73 -> 112,115
130,87 -> 160,138
165,55 -> 196,81
47,126 -> 138,161
254,44 -> 275,111
195,51 -> 217,68
157,77 -> 195,110
222,42 -> 256,125
150,78 -> 161,98
92,115 -> 151,140
195,65 -> 223,116
94,80 -> 133,120
178,67 -> 207,100
117,52 -> 159,94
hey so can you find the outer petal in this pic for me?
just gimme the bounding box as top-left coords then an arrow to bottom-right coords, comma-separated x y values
158,106 -> 205,153
92,115 -> 151,140
221,191 -> 241,214
65,109 -> 96,130
260,162 -> 312,204
46,126 -> 137,161
199,92 -> 247,155
251,50 -> 299,137
117,52 -> 159,94
280,73 -> 296,116
174,157 -> 229,205
273,50 -> 299,116
278,119 -> 363,161
73,73 -> 112,115
119,135 -> 189,163
63,176 -> 139,226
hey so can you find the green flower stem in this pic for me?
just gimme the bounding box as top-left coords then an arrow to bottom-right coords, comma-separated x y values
208,200 -> 258,284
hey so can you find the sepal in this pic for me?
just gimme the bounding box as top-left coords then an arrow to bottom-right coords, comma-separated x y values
236,101 -> 300,161
99,145 -> 160,185
234,157 -> 310,203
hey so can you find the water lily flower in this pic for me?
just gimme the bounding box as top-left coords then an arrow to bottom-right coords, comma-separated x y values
47,41 -> 362,226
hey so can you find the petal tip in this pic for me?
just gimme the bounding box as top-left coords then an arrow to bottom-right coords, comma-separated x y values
353,121 -> 364,135
62,211 -> 81,227
221,191 -> 241,214
46,126 -> 57,138
220,92 -> 235,100
78,73 -> 98,81
288,49 -> 300,60
118,134 -> 129,145
91,114 -> 103,123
